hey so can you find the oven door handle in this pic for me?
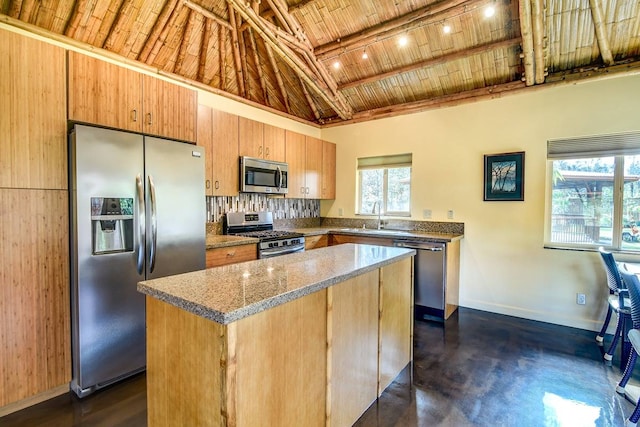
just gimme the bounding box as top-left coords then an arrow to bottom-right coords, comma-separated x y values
275,166 -> 282,191
261,245 -> 304,258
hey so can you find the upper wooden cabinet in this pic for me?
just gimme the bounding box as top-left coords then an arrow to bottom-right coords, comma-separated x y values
197,105 -> 239,196
239,117 -> 285,162
285,131 -> 336,199
322,141 -> 336,199
305,136 -> 323,199
68,51 -> 197,142
1,29 -> 67,190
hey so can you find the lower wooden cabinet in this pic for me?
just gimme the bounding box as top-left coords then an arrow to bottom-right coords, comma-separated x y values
206,244 -> 257,268
305,234 -> 328,250
0,189 -> 70,408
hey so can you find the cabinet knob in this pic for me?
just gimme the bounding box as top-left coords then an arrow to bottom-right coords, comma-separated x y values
306,187 -> 310,194
300,187 -> 305,195
132,109 -> 138,122
147,113 -> 153,126
206,180 -> 211,189
265,147 -> 270,157
215,180 -> 220,189
226,251 -> 236,257
258,146 -> 263,156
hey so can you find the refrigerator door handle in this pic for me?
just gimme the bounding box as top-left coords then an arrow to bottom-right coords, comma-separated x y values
148,174 -> 158,274
135,174 -> 145,275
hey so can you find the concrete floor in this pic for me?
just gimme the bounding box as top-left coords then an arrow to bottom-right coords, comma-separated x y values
1,307 -> 637,426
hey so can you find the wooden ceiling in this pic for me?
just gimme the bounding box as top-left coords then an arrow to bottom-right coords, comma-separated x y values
2,0 -> 640,126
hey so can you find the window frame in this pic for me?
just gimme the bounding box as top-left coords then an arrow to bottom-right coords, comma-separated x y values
356,165 -> 412,217
545,133 -> 640,252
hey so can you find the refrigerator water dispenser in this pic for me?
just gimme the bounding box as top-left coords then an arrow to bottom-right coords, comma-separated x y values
91,197 -> 134,254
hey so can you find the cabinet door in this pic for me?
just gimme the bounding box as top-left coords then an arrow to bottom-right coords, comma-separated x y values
142,75 -> 197,142
0,189 -> 70,406
238,117 -> 264,158
197,105 -> 214,196
305,136 -> 323,199
211,109 -> 239,195
263,124 -> 285,162
205,244 -> 256,268
285,130 -> 307,198
322,141 -> 336,199
68,51 -> 143,133
1,30 -> 67,190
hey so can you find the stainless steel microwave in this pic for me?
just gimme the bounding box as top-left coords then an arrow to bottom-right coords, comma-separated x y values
240,156 -> 288,194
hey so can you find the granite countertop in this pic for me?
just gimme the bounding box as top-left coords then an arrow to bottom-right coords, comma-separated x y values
138,243 -> 415,325
206,234 -> 259,249
283,226 -> 463,243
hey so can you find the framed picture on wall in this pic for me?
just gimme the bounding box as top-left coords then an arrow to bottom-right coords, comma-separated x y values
483,151 -> 525,201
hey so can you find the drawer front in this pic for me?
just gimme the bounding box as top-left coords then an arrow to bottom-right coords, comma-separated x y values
206,244 -> 257,268
329,234 -> 394,247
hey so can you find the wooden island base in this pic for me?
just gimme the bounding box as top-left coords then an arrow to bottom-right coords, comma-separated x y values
146,257 -> 412,427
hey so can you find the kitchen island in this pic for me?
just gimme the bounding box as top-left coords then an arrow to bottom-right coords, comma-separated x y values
138,243 -> 415,427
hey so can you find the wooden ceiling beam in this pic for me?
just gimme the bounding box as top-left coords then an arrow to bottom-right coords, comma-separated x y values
227,0 -> 352,120
519,0 -> 535,86
588,0 -> 614,66
339,37 -> 522,91
197,18 -> 211,82
315,0 -> 490,61
264,42 -> 291,113
183,0 -> 232,30
248,28 -> 269,104
531,0 -> 546,84
300,77 -> 321,122
227,2 -> 246,97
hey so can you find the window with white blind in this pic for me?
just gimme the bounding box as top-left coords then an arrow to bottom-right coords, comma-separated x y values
547,132 -> 640,251
357,153 -> 412,216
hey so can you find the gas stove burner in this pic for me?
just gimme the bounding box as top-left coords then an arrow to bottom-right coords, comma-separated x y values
236,230 -> 304,241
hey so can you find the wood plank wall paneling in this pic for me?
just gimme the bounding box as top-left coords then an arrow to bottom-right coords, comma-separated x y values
0,189 -> 70,406
327,271 -> 379,427
234,289 -> 327,427
146,297 -> 226,427
0,29 -> 67,190
378,257 -> 412,395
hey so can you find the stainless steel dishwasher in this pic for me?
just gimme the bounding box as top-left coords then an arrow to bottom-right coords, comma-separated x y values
394,240 -> 446,320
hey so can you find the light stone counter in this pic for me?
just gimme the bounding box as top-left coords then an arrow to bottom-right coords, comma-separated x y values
282,226 -> 463,243
138,243 -> 415,325
205,234 -> 258,249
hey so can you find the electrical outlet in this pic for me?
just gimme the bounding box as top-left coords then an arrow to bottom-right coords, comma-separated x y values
423,209 -> 432,219
338,208 -> 344,216
577,293 -> 586,305
447,210 -> 454,219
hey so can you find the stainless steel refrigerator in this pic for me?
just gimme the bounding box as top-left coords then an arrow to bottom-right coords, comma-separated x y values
69,124 -> 205,397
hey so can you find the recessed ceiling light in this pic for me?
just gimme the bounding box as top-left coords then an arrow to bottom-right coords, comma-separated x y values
484,5 -> 496,18
398,35 -> 408,47
333,61 -> 340,69
443,24 -> 451,34
362,51 -> 368,60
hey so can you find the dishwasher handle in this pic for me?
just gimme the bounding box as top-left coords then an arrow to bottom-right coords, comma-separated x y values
393,240 -> 445,251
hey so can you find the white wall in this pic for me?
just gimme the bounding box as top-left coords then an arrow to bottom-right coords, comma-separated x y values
320,73 -> 640,331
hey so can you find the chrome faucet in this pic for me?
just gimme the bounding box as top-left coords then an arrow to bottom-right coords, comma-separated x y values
372,201 -> 383,229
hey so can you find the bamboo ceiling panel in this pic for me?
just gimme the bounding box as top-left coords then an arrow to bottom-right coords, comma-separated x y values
2,0 -> 640,125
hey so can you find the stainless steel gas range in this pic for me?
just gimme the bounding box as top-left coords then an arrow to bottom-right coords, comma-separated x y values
224,212 -> 305,258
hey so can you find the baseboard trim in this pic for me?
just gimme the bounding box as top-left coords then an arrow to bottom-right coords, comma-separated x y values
459,300 -> 603,332
0,383 -> 70,417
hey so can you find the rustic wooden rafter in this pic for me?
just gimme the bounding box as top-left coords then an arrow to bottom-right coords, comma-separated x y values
183,0 -> 232,29
265,42 -> 291,112
228,1 -> 246,96
174,9 -> 195,74
315,0 -> 490,60
136,0 -> 179,62
299,77 -> 321,122
248,28 -> 269,103
236,10 -> 250,97
197,17 -> 211,81
289,0 -> 314,13
219,23 -> 226,90
339,37 -> 522,91
519,0 -> 535,86
531,0 -> 546,84
588,0 -> 614,66
227,0 -> 352,119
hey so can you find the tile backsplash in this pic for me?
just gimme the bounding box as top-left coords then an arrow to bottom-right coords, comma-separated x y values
206,194 -> 320,223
